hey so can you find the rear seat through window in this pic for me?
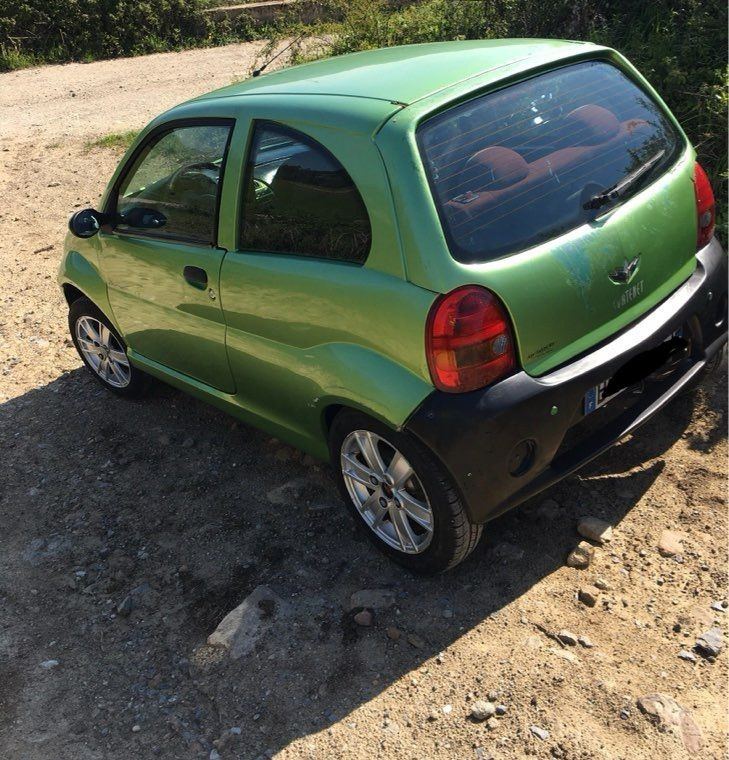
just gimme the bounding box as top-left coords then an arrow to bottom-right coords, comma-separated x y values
417,61 -> 682,262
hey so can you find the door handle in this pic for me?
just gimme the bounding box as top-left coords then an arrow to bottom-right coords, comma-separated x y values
183,265 -> 208,289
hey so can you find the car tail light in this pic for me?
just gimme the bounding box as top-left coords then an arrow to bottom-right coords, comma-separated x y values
425,285 -> 516,393
694,161 -> 715,249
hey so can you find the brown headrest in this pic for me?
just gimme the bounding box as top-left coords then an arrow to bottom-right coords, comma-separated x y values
565,104 -> 620,145
465,146 -> 529,190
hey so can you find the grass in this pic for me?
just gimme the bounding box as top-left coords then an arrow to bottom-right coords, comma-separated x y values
86,131 -> 139,151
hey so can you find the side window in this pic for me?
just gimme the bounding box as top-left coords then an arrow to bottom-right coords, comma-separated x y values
114,122 -> 233,244
240,122 -> 371,263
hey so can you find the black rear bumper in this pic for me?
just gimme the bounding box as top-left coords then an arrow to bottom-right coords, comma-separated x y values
405,238 -> 728,524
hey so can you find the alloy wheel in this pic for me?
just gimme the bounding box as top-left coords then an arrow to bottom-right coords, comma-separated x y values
75,316 -> 131,389
340,430 -> 434,554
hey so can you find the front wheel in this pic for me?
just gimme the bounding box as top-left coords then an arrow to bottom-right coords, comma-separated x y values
68,297 -> 147,397
329,410 -> 482,573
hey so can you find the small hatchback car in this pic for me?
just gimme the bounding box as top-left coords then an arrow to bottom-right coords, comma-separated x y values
61,40 -> 727,572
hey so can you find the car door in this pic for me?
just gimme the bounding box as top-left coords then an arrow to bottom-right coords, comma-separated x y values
98,118 -> 236,392
219,120 -> 395,445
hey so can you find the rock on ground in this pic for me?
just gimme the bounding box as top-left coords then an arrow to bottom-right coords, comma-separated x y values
695,628 -> 723,658
577,517 -> 613,544
566,541 -> 594,568
469,701 -> 496,721
637,693 -> 703,754
658,529 -> 685,557
578,585 -> 600,607
349,589 -> 395,610
207,585 -> 288,660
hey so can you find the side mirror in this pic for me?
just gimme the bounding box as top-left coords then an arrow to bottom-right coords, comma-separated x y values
120,206 -> 167,230
68,208 -> 108,238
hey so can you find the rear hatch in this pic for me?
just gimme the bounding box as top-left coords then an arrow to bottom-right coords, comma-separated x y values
417,59 -> 696,376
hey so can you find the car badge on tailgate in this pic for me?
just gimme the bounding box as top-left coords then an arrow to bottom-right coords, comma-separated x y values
608,255 -> 641,284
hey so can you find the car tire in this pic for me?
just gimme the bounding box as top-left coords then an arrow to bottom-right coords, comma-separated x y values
68,297 -> 147,398
680,344 -> 727,397
329,409 -> 482,573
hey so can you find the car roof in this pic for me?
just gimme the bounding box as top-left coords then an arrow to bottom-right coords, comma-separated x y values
195,39 -> 587,107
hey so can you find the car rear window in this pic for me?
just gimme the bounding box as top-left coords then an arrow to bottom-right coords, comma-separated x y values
417,60 -> 682,263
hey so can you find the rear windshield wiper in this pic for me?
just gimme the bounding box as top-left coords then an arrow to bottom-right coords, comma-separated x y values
583,149 -> 666,210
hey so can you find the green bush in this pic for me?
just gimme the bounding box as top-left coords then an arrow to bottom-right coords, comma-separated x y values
311,0 -> 727,242
3,0 -> 724,238
0,0 -> 260,70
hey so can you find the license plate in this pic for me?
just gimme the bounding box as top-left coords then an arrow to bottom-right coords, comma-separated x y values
583,380 -> 613,415
583,326 -> 683,416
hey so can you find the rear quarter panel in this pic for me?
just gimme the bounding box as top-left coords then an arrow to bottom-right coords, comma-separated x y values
377,45 -> 699,376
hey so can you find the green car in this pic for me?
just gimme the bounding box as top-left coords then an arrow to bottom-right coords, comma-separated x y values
61,40 -> 727,573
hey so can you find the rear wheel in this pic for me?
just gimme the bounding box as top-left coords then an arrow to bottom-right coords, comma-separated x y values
680,344 -> 726,396
68,298 -> 147,397
329,410 -> 482,573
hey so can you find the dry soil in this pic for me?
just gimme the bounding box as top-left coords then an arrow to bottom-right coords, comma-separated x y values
0,42 -> 727,760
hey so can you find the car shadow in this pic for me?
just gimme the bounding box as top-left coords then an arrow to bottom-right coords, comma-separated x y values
0,362 -> 725,758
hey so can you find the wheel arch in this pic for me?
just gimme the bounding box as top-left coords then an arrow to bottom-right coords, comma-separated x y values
59,248 -> 121,333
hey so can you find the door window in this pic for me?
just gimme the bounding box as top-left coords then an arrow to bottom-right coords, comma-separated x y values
113,122 -> 233,244
240,122 -> 371,263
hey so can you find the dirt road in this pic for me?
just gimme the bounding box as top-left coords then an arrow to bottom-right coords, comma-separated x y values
0,43 -> 727,760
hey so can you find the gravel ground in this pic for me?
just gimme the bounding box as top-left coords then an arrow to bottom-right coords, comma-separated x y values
0,42 -> 727,760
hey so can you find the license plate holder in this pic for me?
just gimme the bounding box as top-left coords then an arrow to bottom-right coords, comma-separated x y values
583,327 -> 683,416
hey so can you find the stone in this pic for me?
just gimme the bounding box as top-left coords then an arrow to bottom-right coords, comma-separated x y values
578,586 -> 600,607
557,630 -> 578,646
492,542 -> 525,563
577,517 -> 613,544
678,650 -> 697,663
469,701 -> 496,722
349,589 -> 395,610
567,541 -> 594,569
710,601 -> 727,613
486,717 -> 499,730
637,693 -> 703,754
274,447 -> 291,462
495,704 -> 507,716
407,633 -> 425,649
577,635 -> 594,648
40,659 -> 59,669
207,585 -> 288,659
537,499 -> 560,519
695,628 -> 723,658
549,646 -> 577,662
131,724 -> 141,733
181,436 -> 195,449
442,704 -> 452,715
594,578 -> 610,591
530,725 -> 549,740
353,609 -> 373,627
386,626 -> 402,641
116,594 -> 132,617
658,530 -> 684,557
128,582 -> 158,610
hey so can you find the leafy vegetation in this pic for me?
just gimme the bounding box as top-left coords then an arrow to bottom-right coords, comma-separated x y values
301,0 -> 727,239
86,130 -> 138,151
3,0 -> 725,236
0,0 -> 264,71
